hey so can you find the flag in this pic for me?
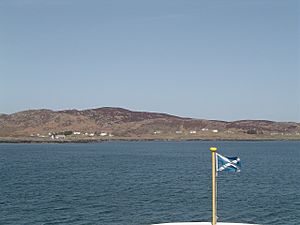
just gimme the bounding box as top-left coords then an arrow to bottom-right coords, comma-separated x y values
216,153 -> 241,173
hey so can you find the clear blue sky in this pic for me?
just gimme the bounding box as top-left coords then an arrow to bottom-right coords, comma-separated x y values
0,0 -> 299,122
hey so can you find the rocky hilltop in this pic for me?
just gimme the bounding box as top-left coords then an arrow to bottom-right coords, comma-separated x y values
0,107 -> 299,142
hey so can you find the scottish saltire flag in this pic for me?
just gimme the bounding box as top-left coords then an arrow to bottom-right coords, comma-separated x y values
216,153 -> 241,173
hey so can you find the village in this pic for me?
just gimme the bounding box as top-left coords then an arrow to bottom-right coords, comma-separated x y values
31,131 -> 114,140
29,127 -> 300,141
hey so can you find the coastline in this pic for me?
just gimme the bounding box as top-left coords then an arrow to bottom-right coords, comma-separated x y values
1,136 -> 300,144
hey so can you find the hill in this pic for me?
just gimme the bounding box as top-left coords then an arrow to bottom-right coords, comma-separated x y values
0,107 -> 299,142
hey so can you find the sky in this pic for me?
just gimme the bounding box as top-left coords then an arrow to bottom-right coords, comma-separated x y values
0,0 -> 299,122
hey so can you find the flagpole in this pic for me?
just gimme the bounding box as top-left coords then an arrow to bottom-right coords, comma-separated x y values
210,147 -> 217,225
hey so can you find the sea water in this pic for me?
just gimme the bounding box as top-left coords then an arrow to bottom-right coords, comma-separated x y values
0,141 -> 299,225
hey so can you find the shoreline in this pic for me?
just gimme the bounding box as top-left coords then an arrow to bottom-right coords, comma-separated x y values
1,137 -> 300,144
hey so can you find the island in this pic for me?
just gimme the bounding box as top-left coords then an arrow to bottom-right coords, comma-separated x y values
0,107 -> 299,143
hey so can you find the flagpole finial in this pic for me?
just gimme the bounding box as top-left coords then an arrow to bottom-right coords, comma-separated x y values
210,147 -> 217,152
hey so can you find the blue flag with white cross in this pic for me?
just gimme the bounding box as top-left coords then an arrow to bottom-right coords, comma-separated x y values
216,153 -> 241,173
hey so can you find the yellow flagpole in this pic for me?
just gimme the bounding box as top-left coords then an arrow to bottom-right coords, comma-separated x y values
210,147 -> 217,225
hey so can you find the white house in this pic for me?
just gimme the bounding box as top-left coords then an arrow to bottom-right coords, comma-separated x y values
56,135 -> 66,139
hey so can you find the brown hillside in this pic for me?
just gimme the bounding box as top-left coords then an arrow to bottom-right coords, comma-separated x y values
0,107 -> 299,140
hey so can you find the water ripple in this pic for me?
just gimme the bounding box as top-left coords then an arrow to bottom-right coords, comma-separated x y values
0,141 -> 299,225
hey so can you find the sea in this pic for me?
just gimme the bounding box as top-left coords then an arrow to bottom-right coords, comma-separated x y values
0,141 -> 299,225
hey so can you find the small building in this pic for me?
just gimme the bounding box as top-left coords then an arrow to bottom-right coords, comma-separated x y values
55,135 -> 66,139
176,131 -> 183,134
